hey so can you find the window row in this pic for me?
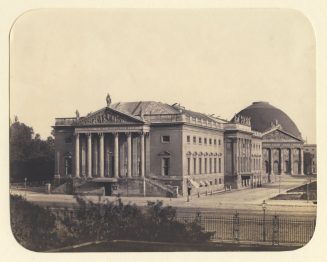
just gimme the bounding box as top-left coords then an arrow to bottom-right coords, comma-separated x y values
252,143 -> 261,150
187,157 -> 222,175
187,135 -> 222,146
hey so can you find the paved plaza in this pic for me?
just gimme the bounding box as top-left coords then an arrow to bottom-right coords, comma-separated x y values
11,175 -> 316,217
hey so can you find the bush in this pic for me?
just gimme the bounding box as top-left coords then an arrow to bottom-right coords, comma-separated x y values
10,195 -> 214,251
10,195 -> 59,251
62,197 -> 214,244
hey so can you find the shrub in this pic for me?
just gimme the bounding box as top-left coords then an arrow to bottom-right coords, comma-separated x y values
10,194 -> 59,251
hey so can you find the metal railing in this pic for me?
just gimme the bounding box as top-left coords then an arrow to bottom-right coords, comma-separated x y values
176,213 -> 316,245
48,206 -> 315,246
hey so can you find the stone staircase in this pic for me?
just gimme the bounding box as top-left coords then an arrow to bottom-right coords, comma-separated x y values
143,177 -> 178,197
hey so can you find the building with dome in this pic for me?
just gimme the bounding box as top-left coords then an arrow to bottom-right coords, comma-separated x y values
233,101 -> 305,183
53,97 -> 307,197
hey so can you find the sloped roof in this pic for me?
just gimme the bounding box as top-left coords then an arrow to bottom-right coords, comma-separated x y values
111,101 -> 179,115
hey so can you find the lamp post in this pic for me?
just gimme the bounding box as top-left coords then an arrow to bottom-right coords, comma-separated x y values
262,200 -> 267,242
24,177 -> 27,198
307,175 -> 312,203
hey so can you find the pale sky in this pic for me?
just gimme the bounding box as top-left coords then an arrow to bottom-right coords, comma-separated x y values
10,9 -> 315,143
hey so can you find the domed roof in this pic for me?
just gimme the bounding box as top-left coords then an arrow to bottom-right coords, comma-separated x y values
233,102 -> 302,139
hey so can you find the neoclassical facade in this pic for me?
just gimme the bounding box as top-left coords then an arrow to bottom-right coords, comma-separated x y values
53,96 -> 226,196
53,98 -> 309,197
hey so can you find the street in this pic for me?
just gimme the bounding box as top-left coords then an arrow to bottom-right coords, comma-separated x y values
10,175 -> 316,218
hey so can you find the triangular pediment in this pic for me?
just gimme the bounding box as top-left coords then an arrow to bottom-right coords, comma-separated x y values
76,107 -> 144,126
262,128 -> 302,142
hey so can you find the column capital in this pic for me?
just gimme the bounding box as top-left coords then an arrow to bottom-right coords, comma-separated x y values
125,132 -> 132,137
86,132 -> 92,137
113,132 -> 119,137
98,132 -> 104,137
74,132 -> 80,137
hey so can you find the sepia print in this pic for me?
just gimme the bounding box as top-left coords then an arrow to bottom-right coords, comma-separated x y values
9,9 -> 316,252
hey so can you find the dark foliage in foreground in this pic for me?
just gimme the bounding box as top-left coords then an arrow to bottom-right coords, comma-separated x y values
63,197 -> 214,243
10,195 -> 214,251
10,194 -> 59,251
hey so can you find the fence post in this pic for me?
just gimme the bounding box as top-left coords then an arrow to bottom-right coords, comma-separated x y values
196,211 -> 202,225
272,215 -> 279,245
233,211 -> 240,243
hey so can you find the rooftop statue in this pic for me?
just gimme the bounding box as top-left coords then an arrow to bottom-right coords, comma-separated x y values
75,110 -> 80,120
106,93 -> 112,107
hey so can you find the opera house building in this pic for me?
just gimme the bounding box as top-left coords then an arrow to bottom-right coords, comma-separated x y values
52,95 -> 307,197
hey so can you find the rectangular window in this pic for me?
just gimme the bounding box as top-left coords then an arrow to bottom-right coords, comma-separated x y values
214,139 -> 217,145
187,158 -> 191,175
218,139 -> 221,145
199,137 -> 202,144
187,136 -> 190,143
214,158 -> 217,173
162,158 -> 170,176
209,138 -> 212,145
193,158 -> 197,175
193,136 -> 196,144
199,158 -> 202,174
204,138 -> 207,144
209,158 -> 212,173
205,158 -> 207,173
161,136 -> 170,143
219,178 -> 222,184
219,158 -> 221,173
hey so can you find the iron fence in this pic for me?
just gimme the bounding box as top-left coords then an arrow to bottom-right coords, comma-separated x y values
176,213 -> 315,245
48,207 -> 315,246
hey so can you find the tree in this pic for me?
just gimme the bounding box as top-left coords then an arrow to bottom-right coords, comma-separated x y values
10,118 -> 54,182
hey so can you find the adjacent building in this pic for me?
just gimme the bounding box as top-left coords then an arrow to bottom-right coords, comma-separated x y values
234,102 -> 305,184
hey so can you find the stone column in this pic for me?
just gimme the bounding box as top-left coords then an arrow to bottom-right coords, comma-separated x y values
269,148 -> 273,174
99,133 -> 104,177
87,133 -> 92,178
74,133 -> 80,177
93,135 -> 98,176
81,136 -> 86,176
279,148 -> 284,175
145,132 -> 150,176
289,148 -> 293,175
114,132 -> 119,178
127,132 -> 132,178
300,148 -> 304,175
140,132 -> 145,177
105,134 -> 110,177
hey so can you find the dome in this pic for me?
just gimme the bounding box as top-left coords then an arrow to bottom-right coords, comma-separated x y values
233,101 -> 302,139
